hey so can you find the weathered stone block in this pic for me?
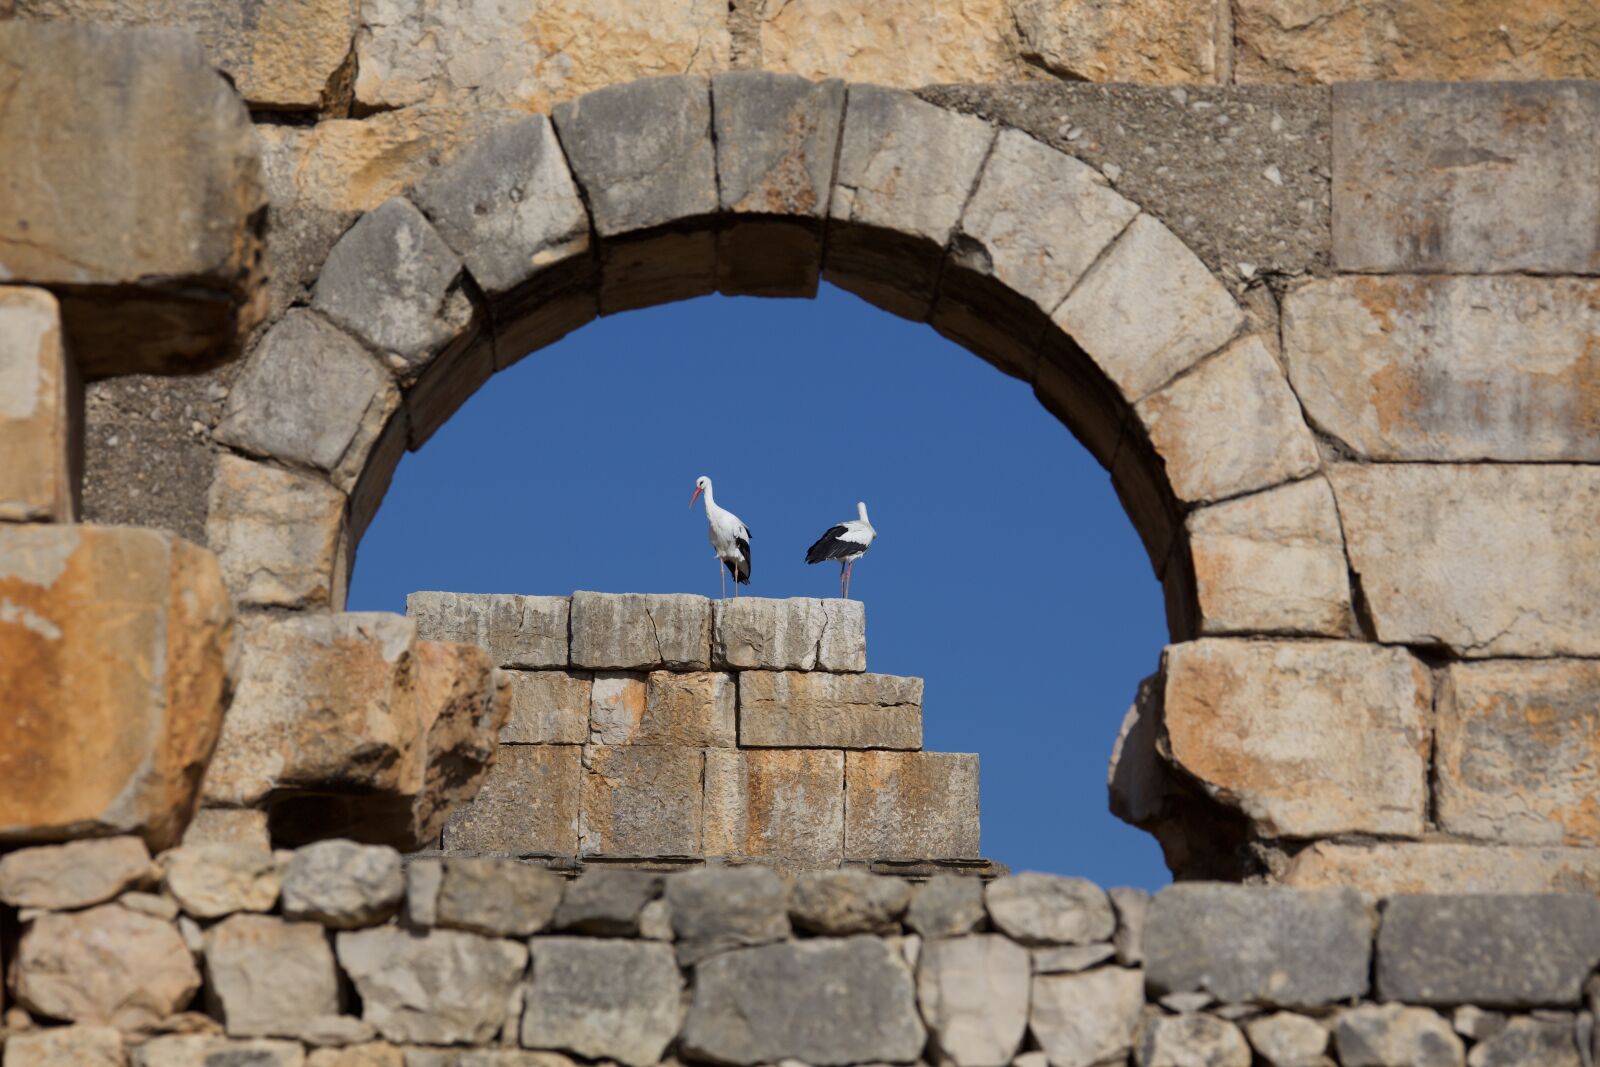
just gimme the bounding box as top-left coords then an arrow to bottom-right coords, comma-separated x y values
1285,842 -> 1600,897
712,597 -> 866,672
789,870 -> 910,935
682,937 -> 926,1065
596,671 -> 737,747
0,23 -> 266,375
203,915 -> 339,1039
130,1036 -> 307,1067
1466,1017 -> 1581,1067
407,592 -> 569,669
1186,477 -> 1353,637
1436,660 -> 1600,847
313,198 -> 478,384
586,672 -> 647,745
825,86 -> 994,318
1335,1004 -> 1463,1067
0,288 -> 76,522
569,592 -> 711,670
702,749 -> 845,866
520,938 -> 684,1067
207,454 -> 347,611
1030,965 -> 1145,1067
985,873 -> 1114,946
1332,82 -> 1600,273
501,671 -> 591,744
579,746 -> 702,857
1161,639 -> 1431,837
552,868 -> 662,936
1109,886 -> 1148,965
760,0 -> 1018,86
1012,0 -> 1221,82
441,744 -> 580,855
215,311 -> 398,492
1329,464 -> 1600,658
281,841 -> 404,929
160,843 -> 281,918
0,525 -> 232,850
907,874 -> 986,939
1031,944 -> 1114,973
1246,1012 -> 1330,1067
739,671 -> 923,749
338,926 -> 528,1045
424,856 -> 563,937
845,751 -> 980,860
1147,884 -> 1372,1007
179,807 -> 271,850
0,837 -> 153,911
1054,213 -> 1242,403
403,639 -> 511,849
1377,894 -> 1600,1008
1,1026 -> 126,1067
1138,1014 -> 1251,1067
917,934 -> 1030,1067
1135,335 -> 1320,505
1284,275 -> 1600,463
13,904 -> 200,1029
712,72 -> 844,296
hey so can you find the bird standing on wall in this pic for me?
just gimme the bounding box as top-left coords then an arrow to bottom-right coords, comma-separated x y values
690,475 -> 751,598
805,502 -> 876,599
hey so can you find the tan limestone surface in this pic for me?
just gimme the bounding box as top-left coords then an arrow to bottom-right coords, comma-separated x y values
442,744 -> 581,855
206,454 -> 348,612
760,0 -> 1020,86
0,287 -> 76,523
0,525 -> 233,850
845,751 -> 980,860
703,749 -> 846,868
579,745 -> 703,858
739,671 -> 923,750
1012,0 -> 1221,83
1285,841 -> 1600,896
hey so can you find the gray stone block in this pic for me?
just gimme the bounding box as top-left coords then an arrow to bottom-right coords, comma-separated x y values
1146,884 -> 1373,1007
569,591 -> 712,670
1332,82 -> 1600,273
788,870 -> 911,935
916,934 -> 1029,1067
682,936 -> 926,1065
202,914 -> 339,1040
407,592 -> 569,669
280,841 -> 404,930
1032,965 -> 1145,1067
1377,895 -> 1600,1008
1335,1004 -> 1463,1067
215,310 -> 399,492
665,866 -> 791,965
1109,886 -> 1149,966
1031,944 -> 1115,973
712,72 -> 845,297
312,197 -> 480,383
985,873 -> 1114,947
553,869 -> 662,936
439,744 -> 581,856
337,926 -> 528,1046
425,856 -> 563,938
712,597 -> 866,672
579,745 -> 703,858
1465,1017 -> 1581,1067
738,671 -> 922,749
520,937 -> 684,1067
1138,1014 -> 1251,1067
1246,1012 -> 1331,1067
906,874 -> 986,939
501,670 -> 591,744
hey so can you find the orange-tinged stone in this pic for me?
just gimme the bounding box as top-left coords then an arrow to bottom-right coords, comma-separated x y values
0,525 -> 233,850
0,287 -> 78,523
703,749 -> 844,867
844,751 -> 980,861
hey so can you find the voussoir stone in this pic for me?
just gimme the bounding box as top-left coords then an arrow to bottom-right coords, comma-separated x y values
1246,1012 -> 1330,1067
160,843 -> 281,918
1030,965 -> 1145,1067
215,310 -> 398,492
203,914 -> 339,1039
13,904 -> 201,1029
984,873 -> 1114,946
789,870 -> 911,935
666,866 -> 791,965
337,926 -> 528,1045
739,671 -> 923,749
1161,639 -> 1431,838
1335,1004 -> 1463,1067
1377,895 -> 1600,1008
917,934 -> 1030,1067
682,936 -> 926,1066
1146,884 -> 1373,1007
520,938 -> 683,1067
1329,464 -> 1600,658
206,454 -> 347,611
907,874 -> 986,939
1138,1014 -> 1251,1067
0,287 -> 75,522
407,592 -> 569,669
1,1025 -> 126,1066
702,748 -> 846,866
714,72 -> 842,220
711,597 -> 866,672
0,836 -> 153,911
1466,1017 -> 1582,1067
552,869 -> 662,936
281,841 -> 405,929
569,591 -> 711,670
431,856 -> 563,937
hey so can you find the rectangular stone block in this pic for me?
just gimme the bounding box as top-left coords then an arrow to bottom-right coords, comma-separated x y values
569,591 -> 711,671
0,525 -> 231,850
586,671 -> 647,746
703,749 -> 845,868
500,670 -> 590,744
207,454 -> 348,611
1332,81 -> 1600,273
0,287 -> 78,523
1285,275 -> 1600,463
616,672 -> 738,748
739,672 -> 922,750
1329,464 -> 1600,658
845,751 -> 980,861
1436,660 -> 1600,847
712,597 -> 866,672
406,591 -> 569,669
442,744 -> 581,855
1284,841 -> 1600,897
1161,639 -> 1431,838
579,746 -> 703,858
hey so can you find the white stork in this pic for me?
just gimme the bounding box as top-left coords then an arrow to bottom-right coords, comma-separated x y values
690,475 -> 751,598
805,501 -> 875,599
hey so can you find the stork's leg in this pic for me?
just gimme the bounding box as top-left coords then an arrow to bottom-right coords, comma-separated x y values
720,562 -> 726,600
839,561 -> 846,598
845,559 -> 853,599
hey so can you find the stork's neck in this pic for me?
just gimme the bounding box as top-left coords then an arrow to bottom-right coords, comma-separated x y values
701,482 -> 716,512
857,502 -> 871,525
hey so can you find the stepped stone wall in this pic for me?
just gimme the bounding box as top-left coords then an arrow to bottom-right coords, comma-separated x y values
6,835 -> 1600,1067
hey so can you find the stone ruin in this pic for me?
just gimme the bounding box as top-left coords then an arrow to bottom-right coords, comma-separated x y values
2,0 -> 1600,1063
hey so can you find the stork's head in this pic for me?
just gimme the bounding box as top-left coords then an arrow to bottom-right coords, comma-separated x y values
690,475 -> 711,508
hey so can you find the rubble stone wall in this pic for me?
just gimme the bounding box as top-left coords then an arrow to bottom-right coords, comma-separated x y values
6,835 -> 1600,1067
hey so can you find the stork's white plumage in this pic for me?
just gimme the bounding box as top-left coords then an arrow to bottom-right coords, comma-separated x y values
805,501 -> 875,599
690,475 -> 751,598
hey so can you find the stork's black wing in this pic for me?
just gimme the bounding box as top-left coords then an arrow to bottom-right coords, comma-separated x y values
726,536 -> 752,584
805,525 -> 852,564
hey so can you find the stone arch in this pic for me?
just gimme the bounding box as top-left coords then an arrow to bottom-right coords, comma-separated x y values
206,72 -> 1352,657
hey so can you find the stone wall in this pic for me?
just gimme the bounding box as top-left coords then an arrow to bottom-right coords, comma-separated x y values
6,835 -> 1600,1067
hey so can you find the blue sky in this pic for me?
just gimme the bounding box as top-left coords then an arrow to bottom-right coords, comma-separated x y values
349,283 -> 1171,888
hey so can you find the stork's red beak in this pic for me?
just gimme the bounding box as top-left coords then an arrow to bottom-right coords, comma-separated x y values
689,486 -> 703,508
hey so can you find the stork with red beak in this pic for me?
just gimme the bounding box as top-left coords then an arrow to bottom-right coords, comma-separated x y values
690,475 -> 751,598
